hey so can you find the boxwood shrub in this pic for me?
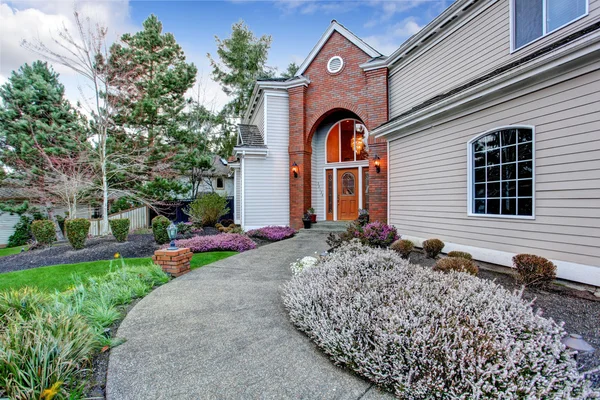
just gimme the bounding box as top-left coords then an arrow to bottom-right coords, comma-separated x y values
30,220 -> 56,246
64,219 -> 91,250
283,241 -> 595,398
513,253 -> 557,288
434,256 -> 479,276
151,215 -> 170,245
109,218 -> 130,242
422,238 -> 445,258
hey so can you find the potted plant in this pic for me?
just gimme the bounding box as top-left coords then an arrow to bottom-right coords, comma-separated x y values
302,212 -> 312,229
357,209 -> 369,226
307,207 -> 317,223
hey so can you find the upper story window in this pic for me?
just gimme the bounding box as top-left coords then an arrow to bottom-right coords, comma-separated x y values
512,0 -> 588,50
216,177 -> 224,189
326,119 -> 369,163
468,127 -> 535,219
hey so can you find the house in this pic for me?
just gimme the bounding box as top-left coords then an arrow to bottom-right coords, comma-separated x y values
233,0 -> 600,286
183,155 -> 234,199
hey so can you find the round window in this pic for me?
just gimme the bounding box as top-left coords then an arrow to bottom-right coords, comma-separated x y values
327,56 -> 344,74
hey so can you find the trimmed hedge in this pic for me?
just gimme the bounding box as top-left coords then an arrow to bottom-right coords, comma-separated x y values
30,220 -> 56,246
64,219 -> 91,250
109,219 -> 130,242
447,251 -> 473,260
422,238 -> 445,258
390,239 -> 414,259
151,215 -> 170,245
434,257 -> 479,276
513,254 -> 557,288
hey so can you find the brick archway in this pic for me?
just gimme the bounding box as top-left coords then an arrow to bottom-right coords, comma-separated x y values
306,103 -> 368,146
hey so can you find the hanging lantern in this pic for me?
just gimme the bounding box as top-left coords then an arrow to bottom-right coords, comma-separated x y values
351,135 -> 364,154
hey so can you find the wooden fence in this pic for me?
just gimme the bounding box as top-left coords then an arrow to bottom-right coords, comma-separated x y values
89,206 -> 149,237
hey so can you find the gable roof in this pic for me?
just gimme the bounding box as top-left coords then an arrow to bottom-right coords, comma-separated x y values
237,124 -> 266,148
295,20 -> 382,77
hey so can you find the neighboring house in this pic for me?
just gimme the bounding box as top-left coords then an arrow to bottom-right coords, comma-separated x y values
186,155 -> 234,198
234,0 -> 600,286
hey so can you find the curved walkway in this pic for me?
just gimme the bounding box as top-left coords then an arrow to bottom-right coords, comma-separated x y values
107,232 -> 392,400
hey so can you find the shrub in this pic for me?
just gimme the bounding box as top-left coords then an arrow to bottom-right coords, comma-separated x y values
7,215 -> 33,247
513,254 -> 557,288
171,233 -> 256,253
220,219 -> 234,227
283,242 -> 596,399
290,256 -> 319,275
30,219 -> 56,246
247,226 -> 297,241
218,224 -> 243,234
361,221 -> 398,248
64,218 -> 91,250
390,239 -> 413,259
152,215 -> 170,244
422,238 -> 445,258
326,222 -> 362,249
109,218 -> 130,242
176,221 -> 193,235
434,257 -> 479,275
185,193 -> 229,227
447,250 -> 472,260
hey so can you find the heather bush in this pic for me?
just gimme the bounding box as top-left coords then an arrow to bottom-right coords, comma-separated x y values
186,193 -> 229,227
30,219 -> 56,246
390,239 -> 413,259
64,218 -> 91,250
172,233 -> 256,253
447,250 -> 473,260
7,215 -> 32,247
152,215 -> 170,244
361,221 -> 398,248
513,254 -> 557,288
282,242 -> 596,399
247,226 -> 297,241
290,256 -> 318,275
109,218 -> 130,242
422,238 -> 445,258
435,256 -> 479,275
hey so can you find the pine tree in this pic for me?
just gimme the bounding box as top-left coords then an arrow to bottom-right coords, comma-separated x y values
281,62 -> 299,79
208,20 -> 273,118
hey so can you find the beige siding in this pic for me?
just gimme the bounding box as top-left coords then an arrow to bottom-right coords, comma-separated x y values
388,67 -> 600,270
389,0 -> 600,118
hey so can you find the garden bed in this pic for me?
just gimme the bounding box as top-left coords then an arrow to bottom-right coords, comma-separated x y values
407,250 -> 600,385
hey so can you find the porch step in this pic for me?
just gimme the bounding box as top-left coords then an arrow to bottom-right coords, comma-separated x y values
302,221 -> 349,233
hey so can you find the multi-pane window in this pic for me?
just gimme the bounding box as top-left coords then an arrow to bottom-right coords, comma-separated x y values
513,0 -> 587,50
470,127 -> 534,217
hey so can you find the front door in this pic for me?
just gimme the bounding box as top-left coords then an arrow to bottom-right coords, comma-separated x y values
337,168 -> 359,220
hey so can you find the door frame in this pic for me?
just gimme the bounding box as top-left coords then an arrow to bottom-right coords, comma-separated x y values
324,162 -> 368,221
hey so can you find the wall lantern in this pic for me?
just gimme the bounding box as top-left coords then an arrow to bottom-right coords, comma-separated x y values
291,162 -> 299,178
167,222 -> 178,250
373,154 -> 381,174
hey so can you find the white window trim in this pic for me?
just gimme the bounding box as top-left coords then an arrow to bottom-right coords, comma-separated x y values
324,118 -> 369,165
466,125 -> 536,220
510,0 -> 589,53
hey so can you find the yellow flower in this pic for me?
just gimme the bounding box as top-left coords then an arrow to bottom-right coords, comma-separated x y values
41,381 -> 62,400
114,253 -> 120,259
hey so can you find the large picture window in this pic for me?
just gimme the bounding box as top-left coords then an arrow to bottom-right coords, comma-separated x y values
512,0 -> 587,50
468,127 -> 535,218
326,119 -> 369,163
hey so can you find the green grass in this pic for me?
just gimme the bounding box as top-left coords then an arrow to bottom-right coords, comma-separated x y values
0,245 -> 28,258
0,251 -> 237,293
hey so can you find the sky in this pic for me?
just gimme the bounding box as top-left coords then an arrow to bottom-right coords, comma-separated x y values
0,0 -> 451,112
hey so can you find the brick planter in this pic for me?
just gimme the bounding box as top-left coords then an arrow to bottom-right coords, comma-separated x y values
152,248 -> 193,277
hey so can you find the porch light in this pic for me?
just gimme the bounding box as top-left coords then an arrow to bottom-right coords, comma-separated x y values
292,162 -> 299,178
167,222 -> 178,250
373,154 -> 381,173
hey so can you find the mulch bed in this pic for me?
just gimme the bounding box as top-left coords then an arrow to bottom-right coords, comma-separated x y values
409,251 -> 600,386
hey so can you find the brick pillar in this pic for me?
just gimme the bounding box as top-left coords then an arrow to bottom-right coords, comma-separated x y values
289,85 -> 310,230
365,67 -> 389,224
152,248 -> 193,277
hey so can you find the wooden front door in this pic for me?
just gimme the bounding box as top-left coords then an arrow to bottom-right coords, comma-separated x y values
337,168 -> 359,220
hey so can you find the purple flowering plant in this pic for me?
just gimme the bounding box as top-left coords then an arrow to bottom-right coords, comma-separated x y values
170,233 -> 256,253
247,226 -> 297,241
360,221 -> 398,248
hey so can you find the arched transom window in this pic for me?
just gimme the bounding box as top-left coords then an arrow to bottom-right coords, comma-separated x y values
326,119 -> 368,163
468,127 -> 535,218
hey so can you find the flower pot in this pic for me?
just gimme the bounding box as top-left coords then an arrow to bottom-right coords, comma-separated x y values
303,219 -> 312,229
310,214 -> 317,223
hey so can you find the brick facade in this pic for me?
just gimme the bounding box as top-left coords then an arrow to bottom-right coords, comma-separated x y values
287,31 -> 389,228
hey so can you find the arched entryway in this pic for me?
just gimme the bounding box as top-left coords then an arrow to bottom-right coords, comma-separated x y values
311,111 -> 369,221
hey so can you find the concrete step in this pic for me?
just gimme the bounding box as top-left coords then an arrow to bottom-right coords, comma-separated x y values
301,221 -> 349,233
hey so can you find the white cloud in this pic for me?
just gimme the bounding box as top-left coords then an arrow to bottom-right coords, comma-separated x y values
363,17 -> 423,56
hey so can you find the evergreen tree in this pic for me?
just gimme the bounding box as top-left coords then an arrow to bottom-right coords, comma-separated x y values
281,62 -> 299,79
208,21 -> 273,118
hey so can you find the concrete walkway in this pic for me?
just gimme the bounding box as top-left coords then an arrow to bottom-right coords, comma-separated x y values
106,232 -> 393,400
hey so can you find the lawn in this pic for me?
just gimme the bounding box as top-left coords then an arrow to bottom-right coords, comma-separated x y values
0,251 -> 237,293
0,245 -> 28,257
